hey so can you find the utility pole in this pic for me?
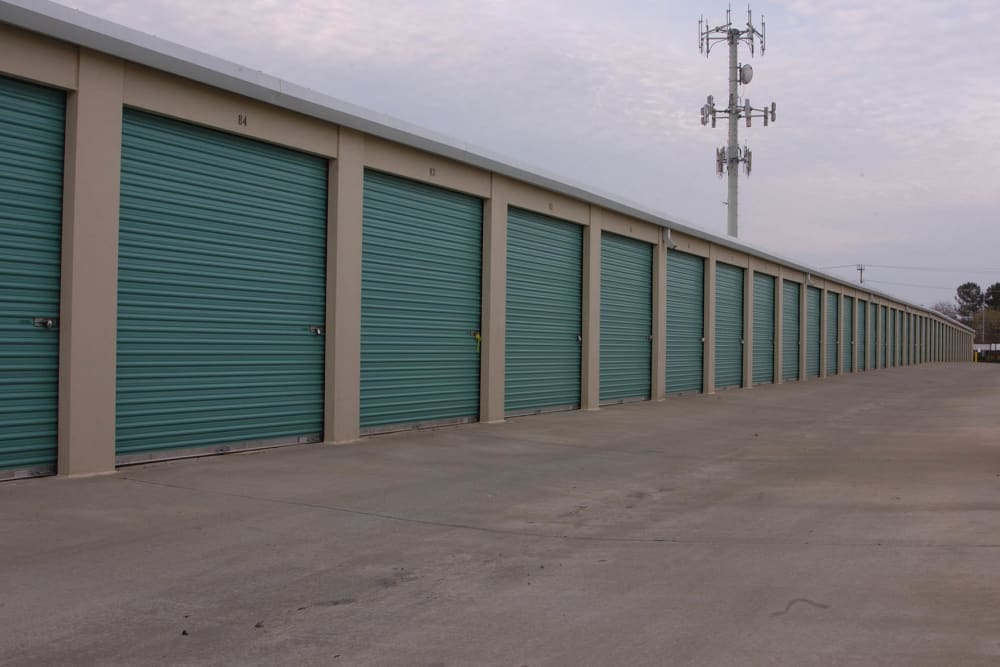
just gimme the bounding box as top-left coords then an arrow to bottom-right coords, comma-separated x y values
699,8 -> 775,238
857,264 -> 865,284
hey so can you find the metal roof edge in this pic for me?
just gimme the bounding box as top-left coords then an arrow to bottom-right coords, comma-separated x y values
0,0 -> 973,334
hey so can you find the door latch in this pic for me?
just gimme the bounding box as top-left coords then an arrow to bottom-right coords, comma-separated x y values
32,317 -> 59,330
309,325 -> 325,336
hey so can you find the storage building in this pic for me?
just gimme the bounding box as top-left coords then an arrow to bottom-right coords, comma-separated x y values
0,0 -> 975,480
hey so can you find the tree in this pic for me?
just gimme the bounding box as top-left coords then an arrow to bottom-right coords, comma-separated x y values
931,301 -> 960,320
955,282 -> 983,321
969,308 -> 1000,346
985,283 -> 1000,311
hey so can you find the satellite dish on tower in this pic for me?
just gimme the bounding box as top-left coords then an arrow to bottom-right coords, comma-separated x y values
740,63 -> 754,85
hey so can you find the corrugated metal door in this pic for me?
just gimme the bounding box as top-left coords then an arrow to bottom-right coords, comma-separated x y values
752,272 -> 775,385
600,232 -> 652,403
0,75 -> 64,475
117,109 -> 327,458
666,249 -> 704,394
505,208 -> 581,415
842,296 -> 854,372
362,170 -> 482,431
857,300 -> 867,370
826,292 -> 839,375
806,286 -> 821,377
781,280 -> 800,381
715,262 -> 744,389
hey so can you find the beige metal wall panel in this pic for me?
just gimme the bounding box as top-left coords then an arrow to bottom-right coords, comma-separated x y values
749,257 -> 780,277
742,267 -> 753,388
364,136 -> 490,198
703,247 -> 717,394
480,176 -> 507,423
57,49 -> 123,476
597,208 -> 660,244
669,232 -> 709,257
713,246 -> 750,269
581,207 -> 601,409
782,267 -> 806,284
775,268 -> 784,384
652,240 -> 667,401
0,22 -> 78,90
501,176 -> 589,225
325,129 -> 364,443
122,65 -> 338,158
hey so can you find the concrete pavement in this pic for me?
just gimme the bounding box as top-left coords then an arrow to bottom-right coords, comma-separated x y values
1,364 -> 999,666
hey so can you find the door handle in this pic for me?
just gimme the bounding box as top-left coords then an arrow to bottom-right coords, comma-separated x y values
32,317 -> 59,330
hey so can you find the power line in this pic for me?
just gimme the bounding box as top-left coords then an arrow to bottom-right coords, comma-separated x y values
864,279 -> 955,291
866,264 -> 1000,273
820,264 -> 1000,273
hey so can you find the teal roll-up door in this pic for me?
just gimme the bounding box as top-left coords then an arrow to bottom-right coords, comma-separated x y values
362,170 -> 482,430
806,286 -> 821,377
752,272 -> 775,385
715,262 -> 744,389
117,109 -> 327,458
842,296 -> 854,372
666,249 -> 704,394
881,305 -> 888,367
826,292 -> 839,375
0,76 -> 64,475
505,208 -> 581,415
781,280 -> 800,381
857,300 -> 867,370
600,232 -> 652,403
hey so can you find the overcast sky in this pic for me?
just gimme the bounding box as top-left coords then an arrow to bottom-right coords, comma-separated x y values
54,0 -> 1000,308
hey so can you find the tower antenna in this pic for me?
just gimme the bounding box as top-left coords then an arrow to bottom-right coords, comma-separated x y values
698,7 -> 776,238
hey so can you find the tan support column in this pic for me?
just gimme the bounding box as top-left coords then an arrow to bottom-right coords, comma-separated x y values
58,50 -> 124,476
775,270 -> 784,385
581,208 -> 601,409
704,247 -> 717,394
480,176 -> 507,423
743,268 -> 754,389
910,308 -> 915,366
852,296 -> 859,372
651,235 -> 667,401
874,303 -> 881,369
326,128 -> 364,443
838,292 -> 845,375
799,281 -> 808,381
819,287 -> 829,378
894,308 -> 903,368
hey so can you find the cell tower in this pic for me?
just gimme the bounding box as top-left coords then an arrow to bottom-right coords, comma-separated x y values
698,8 -> 776,238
